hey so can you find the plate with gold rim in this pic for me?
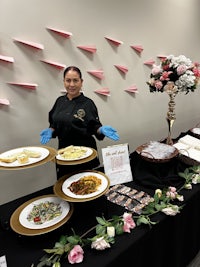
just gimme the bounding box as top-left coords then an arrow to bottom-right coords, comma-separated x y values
19,196 -> 70,229
10,194 -> 74,236
53,170 -> 110,202
56,146 -> 93,161
0,146 -> 49,167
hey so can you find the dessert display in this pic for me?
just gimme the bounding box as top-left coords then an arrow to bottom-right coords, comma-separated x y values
105,184 -> 154,214
136,141 -> 179,162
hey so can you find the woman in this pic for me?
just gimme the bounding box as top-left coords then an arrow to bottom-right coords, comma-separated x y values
40,66 -> 119,178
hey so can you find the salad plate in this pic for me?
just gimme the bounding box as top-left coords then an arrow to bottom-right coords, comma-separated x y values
10,194 -> 73,236
19,196 -> 70,229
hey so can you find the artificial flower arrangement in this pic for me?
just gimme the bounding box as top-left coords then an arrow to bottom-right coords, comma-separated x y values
147,54 -> 200,94
35,165 -> 200,267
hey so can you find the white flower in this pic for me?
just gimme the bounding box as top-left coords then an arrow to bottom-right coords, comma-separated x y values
162,205 -> 180,216
192,174 -> 200,184
107,226 -> 115,237
184,183 -> 192,189
155,189 -> 162,198
91,237 -> 111,250
177,195 -> 184,202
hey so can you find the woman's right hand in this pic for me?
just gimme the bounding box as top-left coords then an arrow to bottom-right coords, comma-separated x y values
40,128 -> 53,144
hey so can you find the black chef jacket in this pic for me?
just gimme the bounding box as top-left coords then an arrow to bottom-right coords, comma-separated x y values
48,93 -> 105,178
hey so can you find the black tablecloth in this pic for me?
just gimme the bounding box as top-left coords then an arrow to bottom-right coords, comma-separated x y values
0,179 -> 200,267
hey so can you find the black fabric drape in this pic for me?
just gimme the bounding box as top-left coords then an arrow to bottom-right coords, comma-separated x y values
130,151 -> 189,189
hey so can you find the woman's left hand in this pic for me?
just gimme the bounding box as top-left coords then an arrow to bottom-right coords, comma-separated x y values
99,126 -> 120,141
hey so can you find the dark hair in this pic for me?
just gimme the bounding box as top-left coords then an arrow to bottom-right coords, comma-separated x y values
63,66 -> 82,79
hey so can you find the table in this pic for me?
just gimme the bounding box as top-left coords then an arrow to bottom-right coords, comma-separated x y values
0,171 -> 200,267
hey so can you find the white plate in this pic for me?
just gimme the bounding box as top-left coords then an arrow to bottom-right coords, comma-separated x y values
19,196 -> 70,229
62,171 -> 109,199
0,146 -> 49,167
56,146 -> 93,161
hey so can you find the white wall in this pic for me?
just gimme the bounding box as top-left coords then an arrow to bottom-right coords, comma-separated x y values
1,0 -> 200,204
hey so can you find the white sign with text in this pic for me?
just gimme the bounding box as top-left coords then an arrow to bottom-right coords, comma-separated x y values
102,143 -> 133,186
0,256 -> 7,267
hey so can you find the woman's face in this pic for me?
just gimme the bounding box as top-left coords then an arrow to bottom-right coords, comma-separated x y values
63,70 -> 83,100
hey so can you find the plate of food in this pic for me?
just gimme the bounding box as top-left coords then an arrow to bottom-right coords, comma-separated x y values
19,196 -> 70,229
62,171 -> 109,199
10,194 -> 74,236
0,146 -> 49,167
56,145 -> 93,161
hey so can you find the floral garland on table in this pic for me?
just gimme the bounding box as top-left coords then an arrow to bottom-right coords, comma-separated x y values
147,55 -> 200,94
35,165 -> 200,267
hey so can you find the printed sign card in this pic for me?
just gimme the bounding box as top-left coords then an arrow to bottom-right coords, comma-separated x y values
102,143 -> 133,186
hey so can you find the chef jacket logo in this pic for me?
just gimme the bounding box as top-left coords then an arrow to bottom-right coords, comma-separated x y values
74,109 -> 85,121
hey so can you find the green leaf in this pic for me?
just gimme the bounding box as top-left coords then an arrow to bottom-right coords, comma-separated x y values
44,248 -> 59,254
96,216 -> 107,225
115,224 -> 123,235
67,235 -> 80,245
54,242 -> 64,249
96,224 -> 106,235
136,216 -> 149,225
58,235 -> 67,245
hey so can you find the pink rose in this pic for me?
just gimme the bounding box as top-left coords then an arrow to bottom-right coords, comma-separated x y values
193,68 -> 200,77
123,212 -> 136,233
169,186 -> 176,193
151,65 -> 162,75
160,71 -> 172,81
154,80 -> 163,90
177,64 -> 187,75
68,245 -> 84,264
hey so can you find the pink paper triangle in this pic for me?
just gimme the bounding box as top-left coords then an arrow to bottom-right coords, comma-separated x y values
114,65 -> 128,74
125,85 -> 138,93
0,98 -> 10,105
46,27 -> 72,38
105,37 -> 123,46
130,45 -> 144,53
94,88 -> 110,96
13,38 -> 44,50
77,45 -> 97,53
0,55 -> 14,63
87,70 -> 104,80
143,59 -> 155,66
40,60 -> 66,69
157,54 -> 167,59
7,82 -> 38,90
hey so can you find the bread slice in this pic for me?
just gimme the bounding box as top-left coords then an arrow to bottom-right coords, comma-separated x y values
0,152 -> 21,163
17,153 -> 29,164
23,149 -> 41,158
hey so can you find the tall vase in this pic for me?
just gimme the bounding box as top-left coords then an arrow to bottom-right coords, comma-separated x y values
166,91 -> 177,145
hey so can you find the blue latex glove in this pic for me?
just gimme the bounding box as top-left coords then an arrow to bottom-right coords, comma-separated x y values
99,125 -> 119,141
40,128 -> 53,144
